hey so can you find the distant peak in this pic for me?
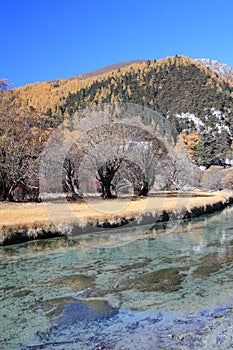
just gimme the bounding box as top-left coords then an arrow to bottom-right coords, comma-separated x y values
194,58 -> 233,77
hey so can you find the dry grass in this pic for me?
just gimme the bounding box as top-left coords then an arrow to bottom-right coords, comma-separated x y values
0,190 -> 232,239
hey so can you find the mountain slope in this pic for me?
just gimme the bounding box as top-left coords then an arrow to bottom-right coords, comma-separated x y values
58,56 -> 233,124
15,56 -> 233,116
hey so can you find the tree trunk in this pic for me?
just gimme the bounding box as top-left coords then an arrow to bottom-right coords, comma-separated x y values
134,179 -> 149,197
97,162 -> 119,199
138,180 -> 149,196
6,183 -> 18,201
64,159 -> 83,200
99,178 -> 114,199
0,182 -> 9,201
65,175 -> 82,200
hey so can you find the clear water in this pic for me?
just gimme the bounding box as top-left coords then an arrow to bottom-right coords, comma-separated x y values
1,207 -> 233,349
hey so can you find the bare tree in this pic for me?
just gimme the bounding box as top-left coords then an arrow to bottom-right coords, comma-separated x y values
200,165 -> 224,190
62,141 -> 85,200
161,154 -> 194,190
78,122 -> 167,198
0,82 -> 52,201
123,140 -> 163,196
79,124 -> 129,198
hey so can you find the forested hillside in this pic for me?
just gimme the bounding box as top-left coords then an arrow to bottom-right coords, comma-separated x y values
52,56 -> 233,166
59,56 -> 233,116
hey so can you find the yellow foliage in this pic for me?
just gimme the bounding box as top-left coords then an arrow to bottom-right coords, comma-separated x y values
180,131 -> 199,160
14,55 -> 233,116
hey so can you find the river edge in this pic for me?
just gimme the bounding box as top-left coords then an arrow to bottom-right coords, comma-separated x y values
1,190 -> 233,246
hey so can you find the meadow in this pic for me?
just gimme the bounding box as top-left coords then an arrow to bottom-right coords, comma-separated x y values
0,190 -> 232,245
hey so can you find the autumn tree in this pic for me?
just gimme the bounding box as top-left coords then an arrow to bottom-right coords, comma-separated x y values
180,131 -> 199,161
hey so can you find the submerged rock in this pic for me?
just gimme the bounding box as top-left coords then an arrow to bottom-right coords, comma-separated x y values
12,289 -> 33,298
55,274 -> 95,290
118,258 -> 152,272
41,297 -> 118,321
120,267 -> 186,292
193,249 -> 233,278
58,299 -> 118,325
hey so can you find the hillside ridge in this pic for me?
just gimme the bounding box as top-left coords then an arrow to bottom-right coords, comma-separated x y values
77,60 -> 146,80
14,55 -> 233,115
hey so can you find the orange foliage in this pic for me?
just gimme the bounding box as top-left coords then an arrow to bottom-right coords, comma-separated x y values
180,131 -> 199,161
14,56 -> 233,116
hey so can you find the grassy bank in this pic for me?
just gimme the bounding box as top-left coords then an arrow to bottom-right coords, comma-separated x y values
0,190 -> 233,245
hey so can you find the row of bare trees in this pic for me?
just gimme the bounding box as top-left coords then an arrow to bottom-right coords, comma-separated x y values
63,122 -> 167,199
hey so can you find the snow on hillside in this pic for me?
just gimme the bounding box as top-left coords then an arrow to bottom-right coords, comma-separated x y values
176,109 -> 231,135
194,58 -> 233,77
176,112 -> 204,130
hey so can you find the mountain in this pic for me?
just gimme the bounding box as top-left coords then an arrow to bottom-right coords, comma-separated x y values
11,56 -> 233,166
15,56 -> 233,115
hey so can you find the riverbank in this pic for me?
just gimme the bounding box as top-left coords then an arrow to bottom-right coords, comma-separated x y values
0,190 -> 233,245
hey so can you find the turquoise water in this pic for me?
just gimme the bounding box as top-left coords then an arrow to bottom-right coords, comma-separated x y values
1,207 -> 233,349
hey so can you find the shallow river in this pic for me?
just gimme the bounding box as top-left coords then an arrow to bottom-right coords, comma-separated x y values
1,207 -> 233,349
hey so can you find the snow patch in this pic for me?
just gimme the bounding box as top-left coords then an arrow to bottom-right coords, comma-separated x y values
176,109 -> 230,135
210,108 -> 222,120
204,108 -> 230,134
176,113 -> 204,130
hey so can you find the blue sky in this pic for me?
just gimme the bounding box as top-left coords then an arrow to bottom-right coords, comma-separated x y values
1,0 -> 233,87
